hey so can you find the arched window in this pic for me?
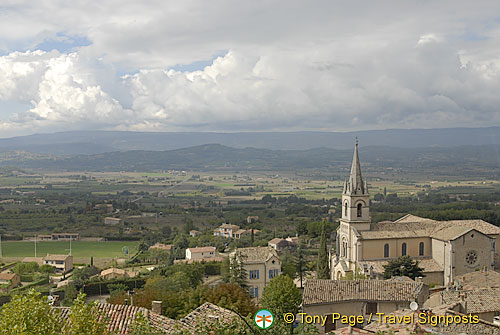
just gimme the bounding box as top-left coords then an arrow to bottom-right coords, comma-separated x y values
357,203 -> 362,217
419,242 -> 424,256
384,244 -> 389,258
344,202 -> 348,216
402,243 -> 407,256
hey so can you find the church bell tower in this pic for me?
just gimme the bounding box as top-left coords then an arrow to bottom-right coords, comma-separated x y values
341,139 -> 370,231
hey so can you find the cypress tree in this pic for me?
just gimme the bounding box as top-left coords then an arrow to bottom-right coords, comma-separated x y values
316,220 -> 330,279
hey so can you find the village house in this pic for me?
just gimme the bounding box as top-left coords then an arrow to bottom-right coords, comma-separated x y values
0,273 -> 20,292
43,254 -> 73,273
229,246 -> 281,300
363,305 -> 500,335
94,203 -> 114,213
186,246 -> 217,260
425,286 -> 500,323
331,142 -> 500,286
189,229 -> 201,237
213,223 -> 241,238
302,279 -> 429,333
268,236 -> 298,251
104,217 -> 122,225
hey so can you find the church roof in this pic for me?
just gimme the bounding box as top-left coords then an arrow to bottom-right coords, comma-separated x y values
362,214 -> 500,241
360,258 -> 443,274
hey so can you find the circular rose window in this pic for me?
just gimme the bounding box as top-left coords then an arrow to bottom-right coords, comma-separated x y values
466,250 -> 478,265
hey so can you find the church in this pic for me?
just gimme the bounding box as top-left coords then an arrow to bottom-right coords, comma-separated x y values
331,142 -> 500,286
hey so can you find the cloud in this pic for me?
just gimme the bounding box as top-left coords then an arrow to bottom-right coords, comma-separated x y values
0,50 -> 127,135
0,1 -> 500,136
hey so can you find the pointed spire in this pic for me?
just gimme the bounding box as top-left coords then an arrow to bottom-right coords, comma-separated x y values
345,139 -> 366,195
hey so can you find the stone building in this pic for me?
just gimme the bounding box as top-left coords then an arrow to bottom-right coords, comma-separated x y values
331,142 -> 500,286
229,246 -> 281,300
302,279 -> 428,332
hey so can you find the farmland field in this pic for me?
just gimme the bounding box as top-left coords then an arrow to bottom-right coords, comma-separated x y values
0,241 -> 138,258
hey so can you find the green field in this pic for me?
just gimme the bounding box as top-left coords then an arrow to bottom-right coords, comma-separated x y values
1,241 -> 138,258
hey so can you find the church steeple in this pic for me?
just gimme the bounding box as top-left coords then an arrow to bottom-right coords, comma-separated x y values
345,139 -> 368,195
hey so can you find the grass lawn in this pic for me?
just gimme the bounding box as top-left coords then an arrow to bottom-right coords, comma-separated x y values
1,241 -> 138,258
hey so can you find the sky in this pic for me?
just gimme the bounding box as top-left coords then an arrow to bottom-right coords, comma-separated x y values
1,1 -> 500,137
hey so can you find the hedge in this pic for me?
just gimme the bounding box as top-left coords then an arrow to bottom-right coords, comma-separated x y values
81,277 -> 146,296
10,277 -> 49,293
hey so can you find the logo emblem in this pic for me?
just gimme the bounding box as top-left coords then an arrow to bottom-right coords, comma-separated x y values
254,309 -> 274,329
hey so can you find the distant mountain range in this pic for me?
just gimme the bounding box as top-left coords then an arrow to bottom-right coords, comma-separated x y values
1,143 -> 499,178
0,127 -> 498,155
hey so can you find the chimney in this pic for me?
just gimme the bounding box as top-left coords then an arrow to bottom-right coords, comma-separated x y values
152,301 -> 163,314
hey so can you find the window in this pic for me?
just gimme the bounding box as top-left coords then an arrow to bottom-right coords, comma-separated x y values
384,244 -> 389,258
402,243 -> 407,256
269,269 -> 279,279
466,250 -> 478,266
366,302 -> 377,314
249,270 -> 259,279
357,203 -> 362,217
344,202 -> 348,216
419,242 -> 424,256
249,287 -> 259,298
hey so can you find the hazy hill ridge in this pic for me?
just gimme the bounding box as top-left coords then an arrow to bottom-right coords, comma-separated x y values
0,127 -> 498,155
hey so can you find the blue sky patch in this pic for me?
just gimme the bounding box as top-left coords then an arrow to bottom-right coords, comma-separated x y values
170,50 -> 228,72
35,32 -> 91,53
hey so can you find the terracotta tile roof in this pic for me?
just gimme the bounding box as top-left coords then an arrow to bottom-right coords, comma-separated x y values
268,238 -> 284,245
366,214 -> 499,241
56,303 -> 194,334
438,288 -> 500,314
360,258 -> 443,274
303,279 -> 424,306
231,246 -> 279,263
0,273 -> 18,280
180,302 -> 239,329
44,254 -> 72,261
365,306 -> 500,335
454,270 -> 500,289
187,246 -> 216,253
430,226 -> 481,241
219,223 -> 240,230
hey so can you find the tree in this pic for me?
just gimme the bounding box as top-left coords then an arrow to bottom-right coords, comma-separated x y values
281,251 -> 297,279
223,253 -> 248,289
0,289 -> 62,335
65,292 -> 109,335
62,284 -> 78,306
383,256 -> 424,280
129,312 -> 161,335
316,220 -> 330,279
296,221 -> 308,236
39,264 -> 56,274
260,275 -> 302,335
201,283 -> 257,317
